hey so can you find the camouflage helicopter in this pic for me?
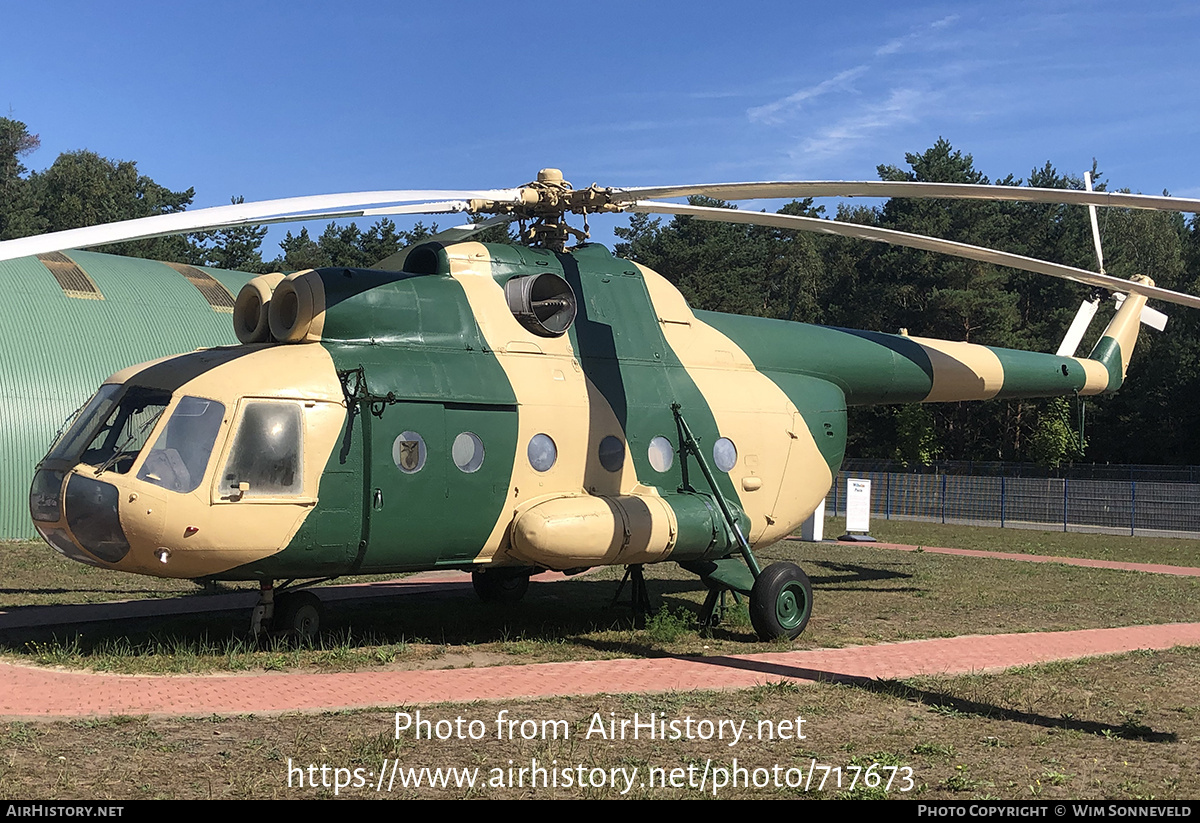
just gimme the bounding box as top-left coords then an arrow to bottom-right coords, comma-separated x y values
8,169 -> 1200,643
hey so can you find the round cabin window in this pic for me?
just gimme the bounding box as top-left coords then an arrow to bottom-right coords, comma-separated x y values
452,432 -> 485,473
598,435 -> 625,472
528,434 -> 557,472
393,431 -> 427,474
648,436 -> 674,473
713,437 -> 737,473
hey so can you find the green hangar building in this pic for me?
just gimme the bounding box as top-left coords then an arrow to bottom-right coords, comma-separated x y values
1,251 -> 255,538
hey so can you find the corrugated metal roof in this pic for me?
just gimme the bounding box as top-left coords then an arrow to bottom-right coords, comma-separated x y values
36,252 -> 103,299
163,262 -> 236,312
0,251 -> 256,538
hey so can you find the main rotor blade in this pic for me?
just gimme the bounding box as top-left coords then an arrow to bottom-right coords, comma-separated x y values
369,214 -> 518,271
618,181 -> 1200,214
631,200 -> 1200,311
0,189 -> 523,262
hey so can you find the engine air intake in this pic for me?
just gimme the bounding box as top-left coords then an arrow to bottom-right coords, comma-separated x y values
233,273 -> 286,343
504,272 -> 577,337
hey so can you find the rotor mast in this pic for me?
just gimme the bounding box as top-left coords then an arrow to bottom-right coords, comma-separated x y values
469,168 -> 621,252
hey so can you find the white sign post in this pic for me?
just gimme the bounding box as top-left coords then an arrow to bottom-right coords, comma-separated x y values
800,500 -> 825,542
840,478 -> 876,542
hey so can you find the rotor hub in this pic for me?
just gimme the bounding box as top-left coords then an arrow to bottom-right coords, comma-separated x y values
467,169 -> 625,251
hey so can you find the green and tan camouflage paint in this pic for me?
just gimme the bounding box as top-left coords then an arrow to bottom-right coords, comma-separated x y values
38,243 -> 1147,581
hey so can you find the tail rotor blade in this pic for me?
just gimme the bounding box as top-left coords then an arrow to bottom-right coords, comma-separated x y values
1056,298 -> 1101,357
1141,303 -> 1169,332
1084,172 -> 1106,274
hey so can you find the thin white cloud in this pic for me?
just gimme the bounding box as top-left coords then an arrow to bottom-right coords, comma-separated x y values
875,38 -> 907,57
793,87 -> 935,162
748,13 -> 961,126
747,66 -> 869,124
877,14 -> 961,56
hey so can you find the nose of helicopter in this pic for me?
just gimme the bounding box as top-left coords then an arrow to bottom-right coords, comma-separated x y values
30,467 -> 107,567
60,472 -> 131,562
30,342 -> 348,579
31,467 -> 152,568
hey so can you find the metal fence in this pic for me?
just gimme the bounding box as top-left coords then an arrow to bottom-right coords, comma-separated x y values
840,458 -> 1200,483
824,471 -> 1200,538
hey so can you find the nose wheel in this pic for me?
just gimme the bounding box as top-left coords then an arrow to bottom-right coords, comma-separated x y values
671,404 -> 813,641
274,590 -> 323,643
250,582 -> 324,643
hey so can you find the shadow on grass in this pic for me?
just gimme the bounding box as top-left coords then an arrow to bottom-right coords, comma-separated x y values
0,587 -> 202,597
0,555 -> 918,663
0,575 -> 711,657
859,678 -> 1176,743
805,560 -> 917,591
668,652 -> 1177,743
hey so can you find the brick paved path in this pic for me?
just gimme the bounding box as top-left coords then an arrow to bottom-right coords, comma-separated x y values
3,622 -> 1198,719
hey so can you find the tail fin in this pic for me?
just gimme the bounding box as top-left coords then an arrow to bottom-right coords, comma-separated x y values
1087,275 -> 1151,392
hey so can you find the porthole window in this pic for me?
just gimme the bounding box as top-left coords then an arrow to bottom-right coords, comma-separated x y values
598,435 -> 625,472
713,437 -> 737,473
393,431 -> 426,474
648,436 -> 674,473
453,432 -> 485,473
528,433 -> 557,472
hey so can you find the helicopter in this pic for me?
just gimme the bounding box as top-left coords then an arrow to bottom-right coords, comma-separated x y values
9,168 -> 1200,643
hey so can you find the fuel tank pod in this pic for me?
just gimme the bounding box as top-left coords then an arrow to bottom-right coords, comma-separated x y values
509,492 -> 741,569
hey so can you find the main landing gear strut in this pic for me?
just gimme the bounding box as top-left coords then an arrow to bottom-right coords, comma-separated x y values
672,404 -> 813,641
612,564 -> 653,626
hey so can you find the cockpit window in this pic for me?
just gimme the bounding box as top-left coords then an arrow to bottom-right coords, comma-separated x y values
221,401 -> 303,497
136,396 -> 226,493
44,385 -> 123,463
75,387 -> 172,475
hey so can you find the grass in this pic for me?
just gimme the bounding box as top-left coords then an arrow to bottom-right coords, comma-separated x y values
0,539 -> 410,609
825,516 -> 1200,566
3,524 -> 1199,673
0,520 -> 1198,798
2,648 -> 1200,799
0,539 -> 226,607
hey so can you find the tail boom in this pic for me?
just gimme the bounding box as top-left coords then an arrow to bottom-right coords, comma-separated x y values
698,282 -> 1149,408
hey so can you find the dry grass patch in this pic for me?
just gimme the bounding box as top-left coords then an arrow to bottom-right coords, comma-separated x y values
2,648 -> 1198,800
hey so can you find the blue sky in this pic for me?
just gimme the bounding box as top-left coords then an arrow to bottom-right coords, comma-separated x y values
5,1 -> 1200,253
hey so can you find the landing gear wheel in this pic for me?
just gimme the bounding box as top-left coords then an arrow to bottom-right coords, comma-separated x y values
749,562 -> 812,641
274,590 -> 322,644
472,567 -> 533,604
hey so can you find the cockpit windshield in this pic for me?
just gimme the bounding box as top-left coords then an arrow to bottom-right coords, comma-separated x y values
44,384 -> 123,464
77,386 -> 172,475
44,385 -> 172,474
43,383 -> 228,493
